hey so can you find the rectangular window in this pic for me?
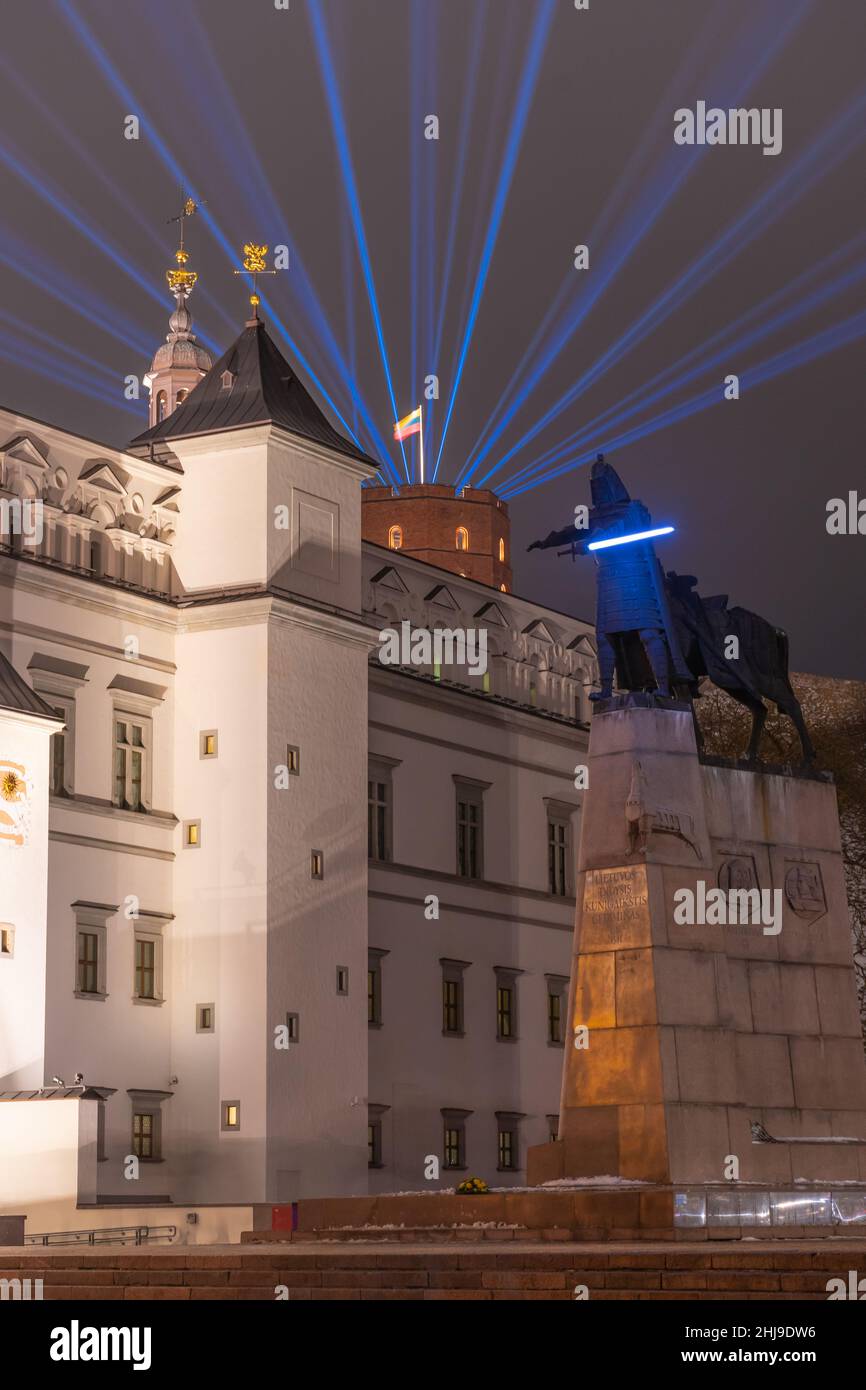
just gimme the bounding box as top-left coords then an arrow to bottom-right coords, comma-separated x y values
50,707 -> 67,796
221,1100 -> 241,1132
132,1112 -> 154,1160
498,1129 -> 515,1170
443,978 -> 461,1034
457,798 -> 481,879
495,967 -> 521,1041
0,926 -> 15,957
548,990 -> 562,1043
311,850 -> 324,879
368,949 -> 387,1026
196,1003 -> 215,1033
368,1123 -> 378,1167
368,778 -> 389,860
286,1012 -> 300,1044
114,716 -> 148,812
548,817 -> 570,896
548,1115 -> 559,1143
200,730 -> 218,759
184,820 -> 201,848
497,985 -> 514,1039
443,1127 -> 462,1169
135,938 -> 156,1000
336,966 -> 349,996
286,744 -> 300,776
77,931 -> 99,995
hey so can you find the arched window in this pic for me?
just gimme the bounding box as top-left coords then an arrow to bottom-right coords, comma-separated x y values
456,526 -> 469,551
498,537 -> 505,562
500,583 -> 507,593
388,525 -> 403,550
176,389 -> 188,406
156,391 -> 167,423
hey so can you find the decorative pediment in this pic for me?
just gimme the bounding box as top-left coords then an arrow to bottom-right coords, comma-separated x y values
79,459 -> 130,494
474,601 -> 509,626
370,565 -> 409,594
1,434 -> 51,472
153,486 -> 181,512
425,584 -> 460,610
568,633 -> 597,655
523,619 -> 557,643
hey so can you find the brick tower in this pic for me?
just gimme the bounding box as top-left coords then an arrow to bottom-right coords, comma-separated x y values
361,484 -> 512,591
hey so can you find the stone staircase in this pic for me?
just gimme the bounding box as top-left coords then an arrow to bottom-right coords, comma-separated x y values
1,1240 -> 863,1300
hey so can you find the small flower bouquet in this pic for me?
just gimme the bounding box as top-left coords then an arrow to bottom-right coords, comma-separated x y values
455,1176 -> 489,1195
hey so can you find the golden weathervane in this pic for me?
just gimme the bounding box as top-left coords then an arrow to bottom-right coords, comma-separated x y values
166,193 -> 202,300
234,242 -> 277,315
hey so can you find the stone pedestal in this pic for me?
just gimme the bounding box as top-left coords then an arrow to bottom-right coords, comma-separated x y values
527,694 -> 866,1190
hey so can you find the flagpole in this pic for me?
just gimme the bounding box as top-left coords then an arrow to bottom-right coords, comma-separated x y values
419,404 -> 425,484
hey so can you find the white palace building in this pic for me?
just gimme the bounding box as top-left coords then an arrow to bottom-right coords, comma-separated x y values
0,253 -> 597,1229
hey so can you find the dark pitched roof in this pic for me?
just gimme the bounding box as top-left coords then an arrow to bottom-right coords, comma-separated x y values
128,317 -> 379,469
0,651 -> 59,720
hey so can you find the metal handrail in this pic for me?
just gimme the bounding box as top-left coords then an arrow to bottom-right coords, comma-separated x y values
25,1223 -> 176,1247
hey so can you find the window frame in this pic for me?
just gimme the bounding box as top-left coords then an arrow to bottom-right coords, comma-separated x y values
441,1108 -> 471,1171
441,957 -> 470,1037
453,777 -> 489,881
112,707 -> 153,814
368,948 -> 388,1027
132,916 -> 166,1006
72,903 -> 112,1001
546,974 -> 569,1047
494,967 -> 522,1042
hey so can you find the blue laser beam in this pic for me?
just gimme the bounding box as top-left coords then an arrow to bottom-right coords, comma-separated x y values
307,0 -> 409,482
431,0 -> 556,482
462,0 -> 817,488
505,240 -> 866,492
502,307 -> 866,499
483,83 -> 866,490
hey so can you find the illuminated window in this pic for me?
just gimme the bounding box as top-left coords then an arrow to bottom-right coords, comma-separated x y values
441,1108 -> 470,1169
176,389 -> 188,405
221,1100 -> 241,1132
500,583 -> 507,593
498,537 -> 505,562
132,1111 -> 155,1159
200,730 -> 218,759
456,526 -> 469,551
311,849 -> 324,879
498,1128 -> 515,1170
0,926 -> 14,957
184,820 -> 201,848
388,525 -> 403,550
495,967 -> 521,1040
441,958 -> 468,1035
156,391 -> 167,423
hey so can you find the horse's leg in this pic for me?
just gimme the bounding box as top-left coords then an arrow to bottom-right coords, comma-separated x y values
720,687 -> 767,761
775,686 -> 816,765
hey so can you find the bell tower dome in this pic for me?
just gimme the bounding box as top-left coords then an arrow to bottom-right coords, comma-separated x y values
142,197 -> 213,428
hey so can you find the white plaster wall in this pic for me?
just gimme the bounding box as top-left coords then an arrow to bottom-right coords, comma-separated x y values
0,710 -> 55,1089
0,1100 -> 87,1230
169,615 -> 269,1203
168,430 -> 269,592
265,611 -> 370,1200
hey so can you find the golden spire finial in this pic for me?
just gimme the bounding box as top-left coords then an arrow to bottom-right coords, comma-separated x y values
233,242 -> 277,319
166,192 -> 202,302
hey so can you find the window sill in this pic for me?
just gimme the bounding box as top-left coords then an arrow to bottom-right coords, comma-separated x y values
546,1040 -> 565,1049
134,1157 -> 165,1164
444,1165 -> 467,1173
74,990 -> 108,1002
368,1021 -> 383,1030
442,1030 -> 465,1039
368,1162 -> 386,1170
132,995 -> 165,1008
496,1035 -> 519,1043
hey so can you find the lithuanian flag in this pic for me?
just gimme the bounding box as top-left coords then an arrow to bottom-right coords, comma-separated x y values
394,406 -> 422,441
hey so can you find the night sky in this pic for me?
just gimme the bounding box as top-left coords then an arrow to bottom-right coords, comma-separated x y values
2,0 -> 865,677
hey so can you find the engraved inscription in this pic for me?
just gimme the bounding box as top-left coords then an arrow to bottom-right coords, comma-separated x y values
581,864 -> 650,949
